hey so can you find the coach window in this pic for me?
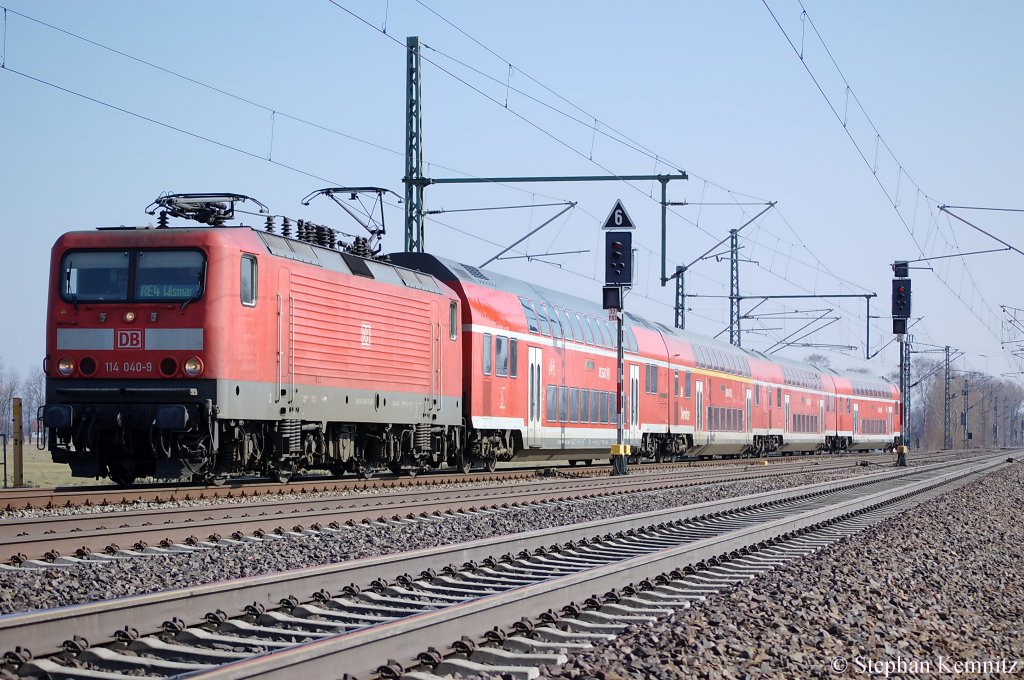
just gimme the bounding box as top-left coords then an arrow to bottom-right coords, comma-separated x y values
566,311 -> 583,343
520,297 -> 540,333
570,388 -> 579,422
685,370 -> 692,398
495,336 -> 509,377
624,326 -> 638,353
777,387 -> 782,407
482,334 -> 493,375
449,301 -> 458,339
586,317 -> 604,347
755,384 -> 760,406
576,314 -> 591,344
545,305 -> 563,338
674,371 -> 679,397
557,309 -> 576,342
241,254 -> 257,306
534,303 -> 551,336
558,386 -> 569,422
509,339 -> 518,378
546,386 -> 557,421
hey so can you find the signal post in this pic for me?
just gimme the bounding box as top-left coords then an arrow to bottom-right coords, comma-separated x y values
892,261 -> 910,467
602,200 -> 635,475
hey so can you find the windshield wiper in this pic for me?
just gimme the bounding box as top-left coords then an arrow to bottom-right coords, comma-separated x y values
180,269 -> 204,310
66,266 -> 78,310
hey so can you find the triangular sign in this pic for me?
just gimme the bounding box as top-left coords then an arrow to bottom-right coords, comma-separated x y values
601,199 -> 636,230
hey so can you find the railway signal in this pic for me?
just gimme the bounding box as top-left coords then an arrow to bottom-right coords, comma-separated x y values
891,278 -> 911,319
604,232 -> 633,286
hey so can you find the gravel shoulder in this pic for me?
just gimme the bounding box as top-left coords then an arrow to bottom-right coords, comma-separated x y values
540,459 -> 1024,679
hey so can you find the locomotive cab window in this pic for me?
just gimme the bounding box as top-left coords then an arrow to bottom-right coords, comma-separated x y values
60,249 -> 206,303
135,250 -> 205,302
241,254 -> 257,306
61,250 -> 130,302
450,302 -> 458,340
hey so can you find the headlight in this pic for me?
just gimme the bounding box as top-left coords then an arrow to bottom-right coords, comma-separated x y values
57,357 -> 75,376
123,311 -> 136,323
183,357 -> 204,377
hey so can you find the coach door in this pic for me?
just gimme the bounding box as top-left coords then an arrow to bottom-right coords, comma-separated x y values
695,381 -> 704,436
628,364 -> 641,445
746,389 -> 752,434
527,347 -> 543,447
276,269 -> 293,405
784,394 -> 791,434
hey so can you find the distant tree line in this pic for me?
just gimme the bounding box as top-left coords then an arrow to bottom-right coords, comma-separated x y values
0,358 -> 44,439
906,358 -> 1024,450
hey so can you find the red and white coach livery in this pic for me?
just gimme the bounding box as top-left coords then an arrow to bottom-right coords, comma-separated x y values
391,253 -> 902,467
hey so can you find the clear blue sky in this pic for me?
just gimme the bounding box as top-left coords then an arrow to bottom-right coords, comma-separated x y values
2,1 -> 1022,381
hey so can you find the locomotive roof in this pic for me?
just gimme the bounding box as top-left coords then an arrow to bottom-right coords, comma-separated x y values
60,224 -> 453,299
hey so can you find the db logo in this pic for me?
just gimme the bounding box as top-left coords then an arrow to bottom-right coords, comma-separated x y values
115,329 -> 143,349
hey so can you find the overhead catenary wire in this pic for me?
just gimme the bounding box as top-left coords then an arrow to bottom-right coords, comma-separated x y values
8,0 -> 871,325
763,0 -> 1014,372
5,3 -> 923,362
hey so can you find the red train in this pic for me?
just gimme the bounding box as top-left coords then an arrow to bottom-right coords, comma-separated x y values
41,194 -> 901,485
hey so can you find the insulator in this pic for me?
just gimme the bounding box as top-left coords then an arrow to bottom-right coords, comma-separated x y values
327,229 -> 337,249
281,217 -> 292,238
157,211 -> 169,229
265,215 -> 275,233
317,226 -> 329,247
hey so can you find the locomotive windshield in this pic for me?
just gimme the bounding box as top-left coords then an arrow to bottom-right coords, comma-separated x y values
61,249 -> 205,303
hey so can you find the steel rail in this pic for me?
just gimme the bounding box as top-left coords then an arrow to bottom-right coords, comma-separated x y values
189,455 -> 1004,679
0,457 -> 985,659
0,452 -> 927,511
0,462 -> 862,563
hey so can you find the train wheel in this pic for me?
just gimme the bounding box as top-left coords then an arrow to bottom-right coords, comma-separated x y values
406,467 -> 418,479
274,469 -> 294,484
584,459 -> 593,466
109,471 -> 136,487
388,462 -> 403,477
456,453 -> 472,474
568,460 -> 578,467
358,466 -> 374,480
485,458 -> 496,473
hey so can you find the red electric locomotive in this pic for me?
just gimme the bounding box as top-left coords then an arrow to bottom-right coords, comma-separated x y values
42,195 -> 464,484
41,193 -> 901,485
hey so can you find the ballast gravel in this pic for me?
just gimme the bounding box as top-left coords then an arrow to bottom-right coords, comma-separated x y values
2,466 -> 874,615
527,459 -> 1024,680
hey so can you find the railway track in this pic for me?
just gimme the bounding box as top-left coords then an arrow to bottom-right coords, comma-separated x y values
0,454 -> 1003,679
0,451 -> 928,512
1,459 -> 863,565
